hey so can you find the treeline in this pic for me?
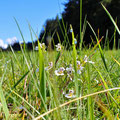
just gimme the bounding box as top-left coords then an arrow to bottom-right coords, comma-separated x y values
38,0 -> 120,49
2,0 -> 120,51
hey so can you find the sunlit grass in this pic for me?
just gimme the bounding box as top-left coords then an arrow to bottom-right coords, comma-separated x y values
0,47 -> 120,119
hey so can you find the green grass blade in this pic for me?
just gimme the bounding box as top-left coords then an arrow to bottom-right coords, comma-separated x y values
28,22 -> 35,51
8,88 -> 41,116
0,62 -> 9,119
87,22 -> 113,87
38,40 -> 46,109
87,63 -> 94,120
13,71 -> 29,89
14,17 -> 26,50
0,84 -> 9,119
70,24 -> 80,118
79,0 -> 82,51
101,3 -> 120,35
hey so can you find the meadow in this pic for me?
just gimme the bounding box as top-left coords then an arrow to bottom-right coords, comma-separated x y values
0,3 -> 120,120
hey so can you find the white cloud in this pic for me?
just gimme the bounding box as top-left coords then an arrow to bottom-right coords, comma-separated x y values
6,37 -> 17,45
0,39 -> 8,49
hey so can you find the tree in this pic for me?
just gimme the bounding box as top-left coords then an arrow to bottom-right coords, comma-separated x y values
39,0 -> 120,48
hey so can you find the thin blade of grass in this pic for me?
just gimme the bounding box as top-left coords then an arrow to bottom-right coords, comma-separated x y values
112,56 -> 120,66
87,63 -> 94,120
0,63 -> 9,119
70,24 -> 80,118
79,0 -> 82,51
34,87 -> 120,120
87,21 -> 113,87
13,71 -> 29,89
38,40 -> 46,109
101,3 -> 120,35
0,84 -> 9,120
14,17 -> 26,50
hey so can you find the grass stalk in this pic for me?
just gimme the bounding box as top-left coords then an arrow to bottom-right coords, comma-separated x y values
34,87 -> 120,120
0,63 -> 9,120
80,0 -> 82,51
38,40 -> 46,109
101,3 -> 120,35
70,24 -> 80,118
14,17 -> 26,51
87,63 -> 94,120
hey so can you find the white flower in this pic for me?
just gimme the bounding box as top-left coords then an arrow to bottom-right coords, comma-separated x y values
84,55 -> 88,63
77,69 -> 81,74
55,43 -> 62,51
62,91 -> 65,95
70,28 -> 73,33
45,62 -> 53,71
94,79 -> 99,84
39,43 -> 46,50
88,61 -> 95,64
65,90 -> 76,98
77,61 -> 84,74
55,67 -> 65,76
77,61 -> 84,70
66,66 -> 74,75
83,55 -> 95,64
77,61 -> 81,68
35,46 -> 38,50
74,38 -> 77,45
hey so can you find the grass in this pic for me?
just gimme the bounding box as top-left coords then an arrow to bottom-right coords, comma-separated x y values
0,3 -> 120,120
0,48 -> 120,119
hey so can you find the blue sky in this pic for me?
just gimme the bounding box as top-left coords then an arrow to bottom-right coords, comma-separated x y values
0,0 -> 65,48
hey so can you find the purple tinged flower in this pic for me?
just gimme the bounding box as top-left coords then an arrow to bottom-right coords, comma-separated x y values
55,43 -> 62,51
65,90 -> 76,98
55,67 -> 65,76
45,62 -> 53,71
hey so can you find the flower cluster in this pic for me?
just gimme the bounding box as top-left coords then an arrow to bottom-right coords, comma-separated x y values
55,43 -> 62,51
65,90 -> 76,98
36,54 -> 95,99
45,62 -> 53,71
55,67 -> 65,76
77,60 -> 84,74
83,55 -> 95,64
35,43 -> 46,51
36,62 -> 53,72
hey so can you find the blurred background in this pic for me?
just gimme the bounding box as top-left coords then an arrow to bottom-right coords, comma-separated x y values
0,0 -> 120,50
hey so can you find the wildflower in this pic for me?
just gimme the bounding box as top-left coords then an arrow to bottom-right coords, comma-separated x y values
39,43 -> 46,50
62,91 -> 65,95
66,65 -> 74,75
35,43 -> 46,51
88,61 -> 95,64
77,61 -> 81,69
65,90 -> 76,98
45,62 -> 53,71
55,67 -> 65,76
66,65 -> 74,80
55,43 -> 62,51
94,79 -> 99,84
83,55 -> 95,64
35,46 -> 38,50
36,68 -> 39,72
70,28 -> 73,33
84,55 -> 88,63
74,38 -> 77,45
77,61 -> 84,74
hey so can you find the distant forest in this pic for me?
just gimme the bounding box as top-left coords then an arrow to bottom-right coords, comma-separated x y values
2,0 -> 120,51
